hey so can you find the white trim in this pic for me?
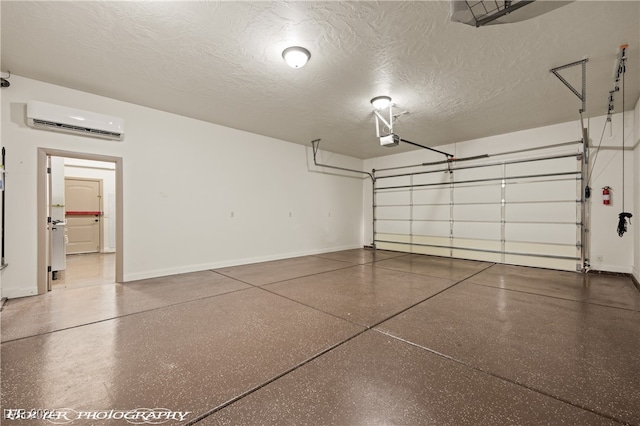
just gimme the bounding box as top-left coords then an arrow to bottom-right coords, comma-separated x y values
1,287 -> 39,299
593,264 -> 633,275
65,164 -> 115,172
123,244 -> 362,282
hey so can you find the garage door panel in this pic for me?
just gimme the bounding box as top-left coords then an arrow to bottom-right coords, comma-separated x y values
453,165 -> 502,181
376,242 -> 409,252
377,205 -> 410,220
412,173 -> 451,186
377,189 -> 411,206
412,245 -> 451,257
376,220 -> 410,235
412,187 -> 449,204
454,184 -> 501,203
376,175 -> 411,188
506,202 -> 577,223
505,223 -> 576,245
505,241 -> 576,257
505,254 -> 578,271
453,222 -> 501,240
453,204 -> 501,221
453,249 -> 502,263
413,205 -> 449,221
412,221 -> 450,238
505,156 -> 578,176
506,179 -> 578,202
376,233 -> 411,244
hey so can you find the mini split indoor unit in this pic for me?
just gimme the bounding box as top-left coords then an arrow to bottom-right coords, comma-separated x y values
26,100 -> 125,141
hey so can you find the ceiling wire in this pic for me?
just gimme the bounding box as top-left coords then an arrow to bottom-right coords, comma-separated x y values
621,62 -> 625,213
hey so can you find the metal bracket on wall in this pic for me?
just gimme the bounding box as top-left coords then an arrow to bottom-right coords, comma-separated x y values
550,59 -> 588,114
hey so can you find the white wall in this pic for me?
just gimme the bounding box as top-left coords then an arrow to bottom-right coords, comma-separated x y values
1,75 -> 364,298
64,158 -> 116,252
587,112 -> 635,273
363,113 -> 636,274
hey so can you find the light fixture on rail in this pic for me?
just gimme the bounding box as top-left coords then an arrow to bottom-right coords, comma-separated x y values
370,95 -> 456,159
371,96 -> 392,110
282,46 -> 311,68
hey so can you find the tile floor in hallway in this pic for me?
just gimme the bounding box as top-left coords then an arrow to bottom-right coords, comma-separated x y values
51,252 -> 116,290
1,249 -> 640,425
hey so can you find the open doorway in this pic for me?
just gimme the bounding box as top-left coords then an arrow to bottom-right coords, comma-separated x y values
53,162 -> 116,289
37,148 -> 123,294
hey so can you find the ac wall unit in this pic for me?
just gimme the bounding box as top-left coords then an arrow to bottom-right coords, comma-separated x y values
26,100 -> 125,141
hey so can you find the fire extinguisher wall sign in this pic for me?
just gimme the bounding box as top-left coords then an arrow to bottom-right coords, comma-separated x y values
602,186 -> 611,205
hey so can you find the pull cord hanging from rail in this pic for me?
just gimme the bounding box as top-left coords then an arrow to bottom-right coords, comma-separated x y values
1,147 -> 5,270
587,45 -> 628,197
616,45 -> 632,237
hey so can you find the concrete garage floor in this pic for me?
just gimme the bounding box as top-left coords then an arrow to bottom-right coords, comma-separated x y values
2,249 -> 639,425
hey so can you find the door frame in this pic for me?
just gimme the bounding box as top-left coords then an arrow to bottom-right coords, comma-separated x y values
65,176 -> 104,254
37,148 -> 123,294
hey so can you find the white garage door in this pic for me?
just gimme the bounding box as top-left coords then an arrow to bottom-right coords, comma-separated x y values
374,150 -> 586,271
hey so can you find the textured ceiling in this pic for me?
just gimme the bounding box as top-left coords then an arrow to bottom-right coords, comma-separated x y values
2,1 -> 639,159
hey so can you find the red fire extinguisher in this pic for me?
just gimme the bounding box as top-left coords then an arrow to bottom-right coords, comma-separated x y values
602,187 -> 611,205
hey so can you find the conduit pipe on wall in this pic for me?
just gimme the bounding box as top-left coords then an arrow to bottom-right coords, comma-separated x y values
310,139 -> 374,182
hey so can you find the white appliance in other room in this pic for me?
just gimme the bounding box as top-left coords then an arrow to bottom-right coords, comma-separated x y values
51,220 -> 66,279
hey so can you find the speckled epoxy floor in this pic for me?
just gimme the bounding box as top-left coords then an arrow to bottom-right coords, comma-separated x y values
2,249 -> 639,425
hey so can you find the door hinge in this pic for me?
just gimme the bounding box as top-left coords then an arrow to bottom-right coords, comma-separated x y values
47,167 -> 51,174
47,266 -> 52,272
47,216 -> 52,223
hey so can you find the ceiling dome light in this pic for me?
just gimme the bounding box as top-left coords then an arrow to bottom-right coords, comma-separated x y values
371,96 -> 392,110
282,46 -> 311,68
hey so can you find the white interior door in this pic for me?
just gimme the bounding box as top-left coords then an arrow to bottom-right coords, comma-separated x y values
65,178 -> 101,254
